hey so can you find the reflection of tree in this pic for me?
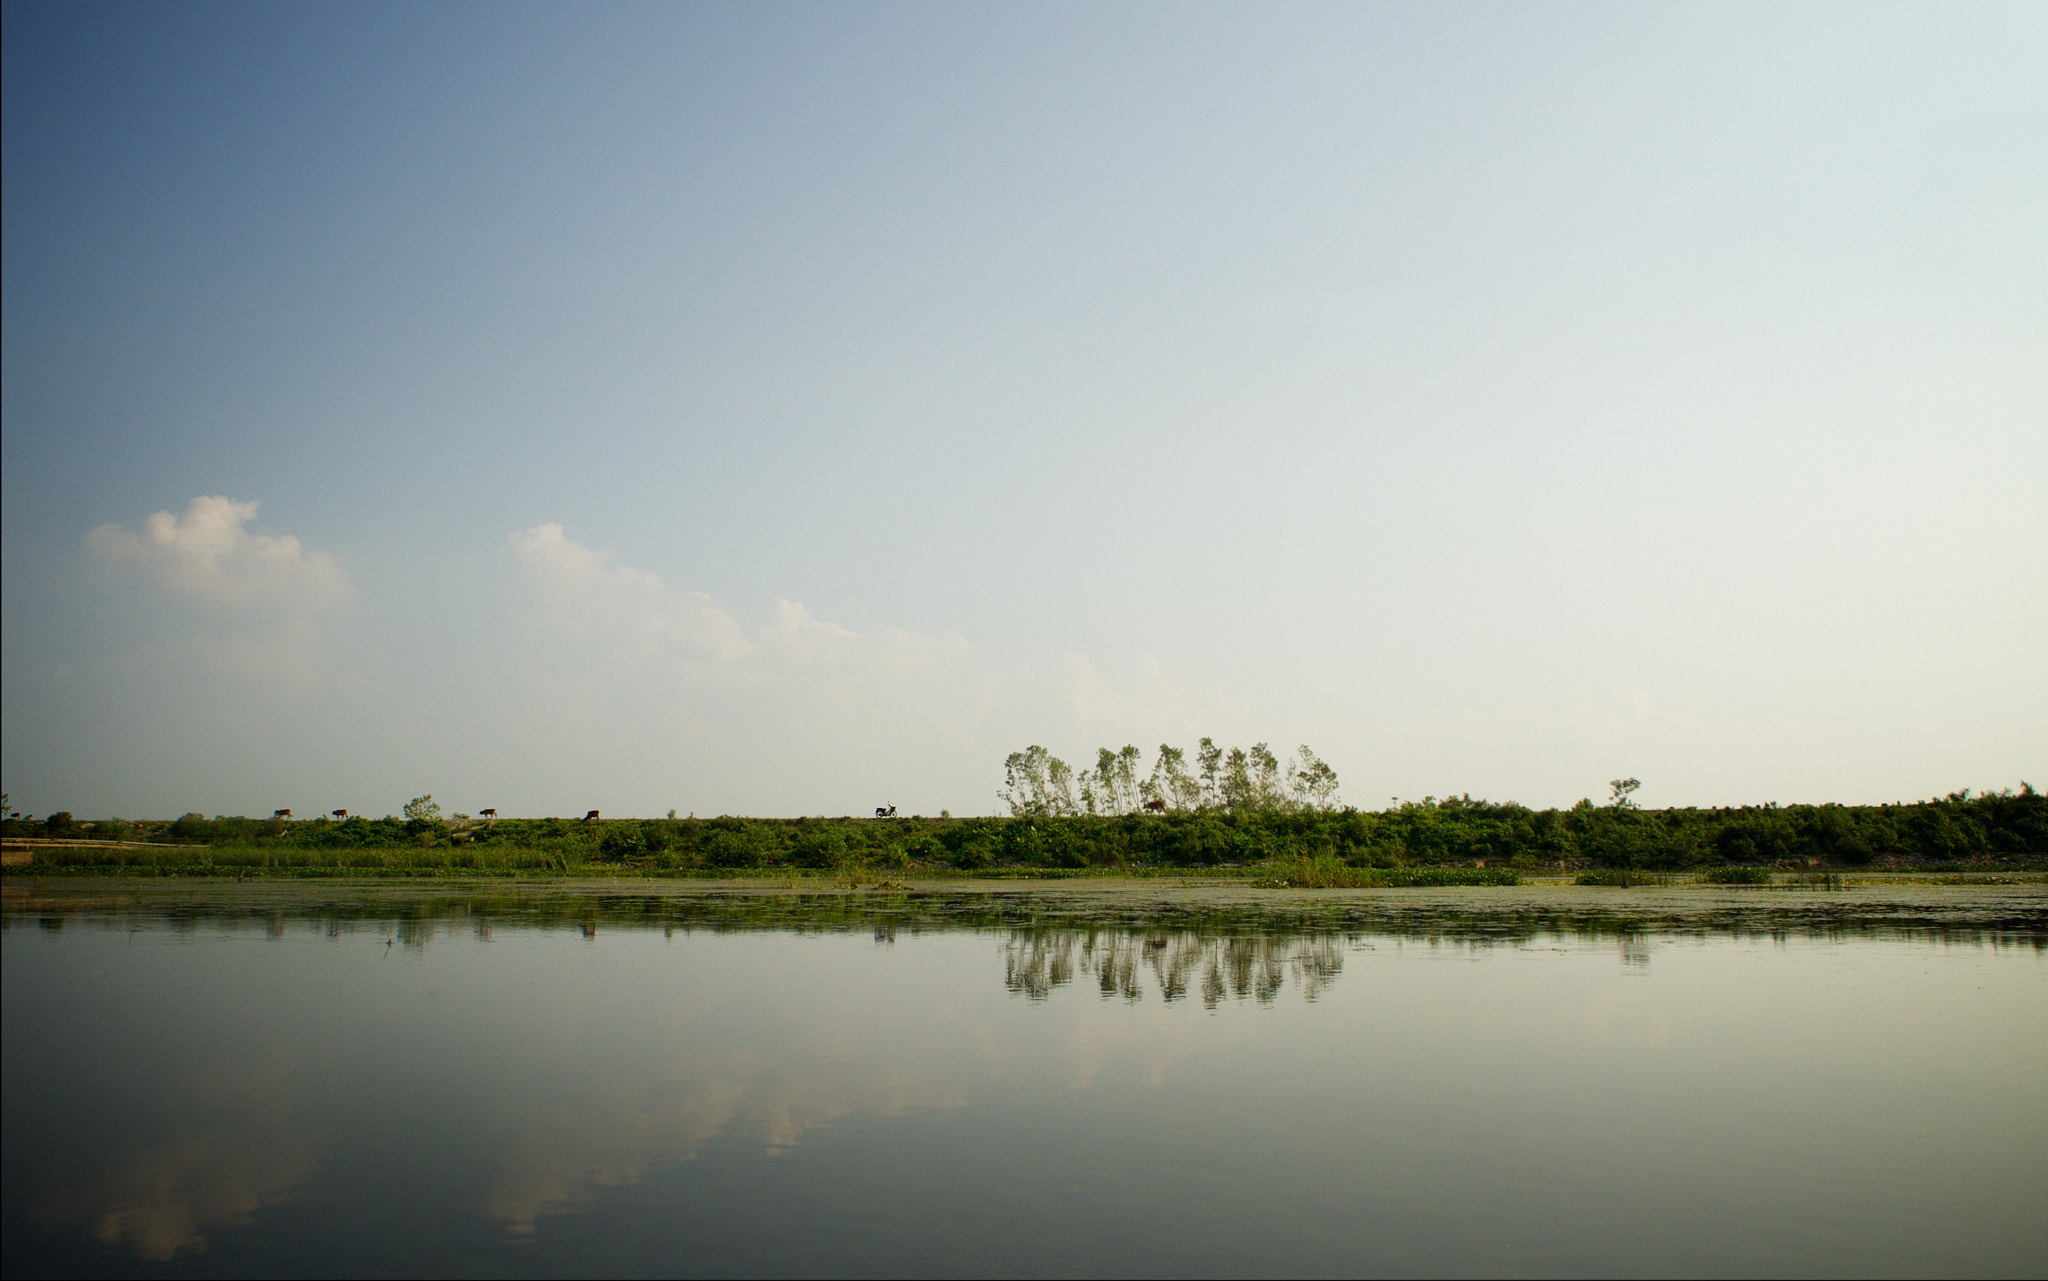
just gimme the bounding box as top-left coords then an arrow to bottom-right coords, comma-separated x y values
11,882 -> 2036,949
1004,930 -> 1346,1006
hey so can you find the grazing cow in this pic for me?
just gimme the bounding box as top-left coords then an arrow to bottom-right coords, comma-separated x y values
332,809 -> 348,820
480,808 -> 498,820
584,810 -> 601,822
1143,799 -> 1167,812
874,805 -> 898,818
274,809 -> 292,819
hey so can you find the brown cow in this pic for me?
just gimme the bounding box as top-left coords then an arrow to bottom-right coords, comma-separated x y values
332,809 -> 348,819
584,810 -> 600,822
1143,799 -> 1167,812
480,808 -> 498,820
273,809 -> 292,819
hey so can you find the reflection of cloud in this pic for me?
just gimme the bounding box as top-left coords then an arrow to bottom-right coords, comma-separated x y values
1004,931 -> 1345,1008
29,1053 -> 319,1262
479,1056 -> 968,1236
482,1078 -> 746,1234
86,496 -> 351,610
57,1132 -> 320,1262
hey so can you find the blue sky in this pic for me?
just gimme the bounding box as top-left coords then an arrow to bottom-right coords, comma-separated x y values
4,2 -> 2042,818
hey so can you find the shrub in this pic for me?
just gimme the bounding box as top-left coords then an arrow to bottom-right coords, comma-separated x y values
790,824 -> 848,869
1702,866 -> 1771,885
703,822 -> 777,868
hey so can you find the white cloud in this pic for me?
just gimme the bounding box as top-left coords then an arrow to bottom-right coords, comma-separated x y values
509,523 -> 966,679
1060,652 -> 1247,743
492,523 -> 1262,812
1464,687 -> 1701,745
86,497 -> 351,610
510,523 -> 754,663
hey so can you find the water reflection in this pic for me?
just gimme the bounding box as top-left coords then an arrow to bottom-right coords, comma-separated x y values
7,878 -> 2044,948
1004,929 -> 1345,1003
5,881 -> 2044,1275
23,1050 -> 321,1261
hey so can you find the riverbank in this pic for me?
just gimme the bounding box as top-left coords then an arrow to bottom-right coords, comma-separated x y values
6,841 -> 2042,887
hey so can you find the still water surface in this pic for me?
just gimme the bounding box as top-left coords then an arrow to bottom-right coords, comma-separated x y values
4,880 -> 2044,1277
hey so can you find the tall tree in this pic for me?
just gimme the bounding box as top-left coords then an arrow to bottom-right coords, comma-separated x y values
1197,738 -> 1224,809
1144,745 -> 1202,811
1001,746 -> 1079,817
1289,745 -> 1340,811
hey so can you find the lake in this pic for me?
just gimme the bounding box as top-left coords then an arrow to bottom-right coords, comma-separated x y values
4,879 -> 2044,1278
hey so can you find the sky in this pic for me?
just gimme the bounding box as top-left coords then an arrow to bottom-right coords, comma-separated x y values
3,1 -> 2043,820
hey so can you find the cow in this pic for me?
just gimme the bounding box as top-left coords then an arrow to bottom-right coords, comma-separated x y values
874,805 -> 898,818
584,810 -> 601,822
273,809 -> 292,819
1143,799 -> 1167,812
332,809 -> 349,820
480,808 -> 498,820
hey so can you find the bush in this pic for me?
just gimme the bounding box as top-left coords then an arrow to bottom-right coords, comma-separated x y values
1702,866 -> 1771,885
703,821 -> 777,868
951,837 -> 996,870
1576,869 -> 1665,887
790,824 -> 848,869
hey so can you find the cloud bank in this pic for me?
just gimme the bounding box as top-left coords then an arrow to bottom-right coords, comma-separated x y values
86,497 -> 351,610
509,523 -> 968,684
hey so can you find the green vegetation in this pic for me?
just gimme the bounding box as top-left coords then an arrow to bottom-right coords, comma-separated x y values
1258,855 -> 1522,887
5,780 -> 2044,879
7,760 -> 2045,883
1701,866 -> 1773,885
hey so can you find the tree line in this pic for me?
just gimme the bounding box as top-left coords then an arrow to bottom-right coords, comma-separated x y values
1000,741 -> 1340,816
6,783 -> 2042,871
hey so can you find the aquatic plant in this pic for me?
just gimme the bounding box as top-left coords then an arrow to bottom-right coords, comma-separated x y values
1701,866 -> 1772,885
1259,857 -> 1520,888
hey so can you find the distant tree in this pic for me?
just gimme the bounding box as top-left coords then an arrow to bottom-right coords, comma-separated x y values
1080,745 -> 1145,815
1000,746 -> 1078,817
403,794 -> 443,824
1289,746 -> 1340,811
1143,745 -> 1203,811
1609,778 -> 1642,809
1196,738 -> 1224,808
170,812 -> 211,839
1250,746 -> 1279,808
1217,743 -> 1287,811
1010,739 -> 1339,816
